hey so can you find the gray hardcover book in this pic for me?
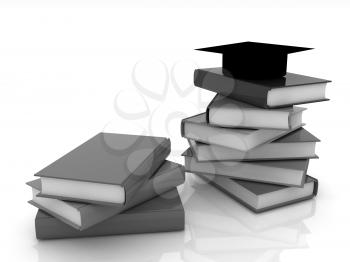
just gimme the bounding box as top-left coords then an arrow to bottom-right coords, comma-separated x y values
35,133 -> 170,205
206,94 -> 306,130
189,127 -> 319,161
35,189 -> 184,240
27,160 -> 185,230
183,148 -> 309,187
199,173 -> 318,213
194,67 -> 330,108
181,113 -> 302,151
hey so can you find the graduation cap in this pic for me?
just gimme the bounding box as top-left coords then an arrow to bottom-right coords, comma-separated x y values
196,42 -> 312,79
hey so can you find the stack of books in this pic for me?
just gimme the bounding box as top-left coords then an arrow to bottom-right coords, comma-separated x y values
182,41 -> 331,213
27,132 -> 185,239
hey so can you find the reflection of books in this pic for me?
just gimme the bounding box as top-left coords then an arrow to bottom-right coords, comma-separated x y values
189,180 -> 315,232
187,224 -> 308,252
182,248 -> 281,262
185,185 -> 309,244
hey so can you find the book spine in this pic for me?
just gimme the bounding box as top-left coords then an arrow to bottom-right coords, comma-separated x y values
205,94 -> 219,123
194,69 -> 270,108
35,209 -> 184,240
123,139 -> 171,204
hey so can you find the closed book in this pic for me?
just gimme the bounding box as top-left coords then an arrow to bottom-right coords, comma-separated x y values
34,189 -> 184,240
188,174 -> 316,231
181,113 -> 301,152
207,94 -> 305,129
194,67 -> 330,108
199,173 -> 318,213
27,160 -> 185,230
189,127 -> 319,162
35,133 -> 170,205
183,148 -> 309,187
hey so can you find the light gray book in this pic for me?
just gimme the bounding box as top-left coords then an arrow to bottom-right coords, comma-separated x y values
34,189 -> 184,240
188,127 -> 319,161
183,148 -> 309,187
198,173 -> 318,213
35,133 -> 170,205
181,113 -> 302,151
207,94 -> 305,130
28,160 -> 185,230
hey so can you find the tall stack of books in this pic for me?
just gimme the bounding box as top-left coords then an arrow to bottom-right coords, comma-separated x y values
27,132 -> 185,239
182,41 -> 330,213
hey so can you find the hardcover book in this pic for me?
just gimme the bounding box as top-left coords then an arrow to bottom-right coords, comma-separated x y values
183,148 -> 309,187
194,67 -> 330,108
198,173 -> 317,213
188,127 -> 319,161
34,189 -> 184,240
28,160 -> 185,230
181,113 -> 301,151
207,94 -> 305,129
35,133 -> 170,205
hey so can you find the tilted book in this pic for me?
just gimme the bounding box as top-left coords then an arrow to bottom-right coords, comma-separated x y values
181,113 -> 301,152
28,160 -> 185,230
207,94 -> 305,129
183,148 -> 309,187
35,133 -> 170,205
188,127 -> 319,161
35,189 -> 184,240
194,67 -> 330,108
198,173 -> 318,213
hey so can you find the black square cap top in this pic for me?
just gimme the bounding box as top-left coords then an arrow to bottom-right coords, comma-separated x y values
196,42 -> 312,79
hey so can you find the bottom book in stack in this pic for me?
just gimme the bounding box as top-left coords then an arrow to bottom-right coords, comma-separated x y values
27,160 -> 185,239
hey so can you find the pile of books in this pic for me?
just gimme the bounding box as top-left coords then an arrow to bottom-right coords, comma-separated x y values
27,132 -> 185,239
182,41 -> 330,213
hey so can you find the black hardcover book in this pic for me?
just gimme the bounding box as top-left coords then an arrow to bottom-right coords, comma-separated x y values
35,133 -> 170,205
35,189 -> 184,240
194,68 -> 330,108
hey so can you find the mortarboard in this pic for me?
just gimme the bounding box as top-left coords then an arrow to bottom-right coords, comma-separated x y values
196,41 -> 312,79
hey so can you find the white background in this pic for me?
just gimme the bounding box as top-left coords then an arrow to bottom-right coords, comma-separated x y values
1,1 -> 349,262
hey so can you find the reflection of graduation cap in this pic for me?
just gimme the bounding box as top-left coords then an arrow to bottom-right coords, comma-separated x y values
196,42 -> 312,79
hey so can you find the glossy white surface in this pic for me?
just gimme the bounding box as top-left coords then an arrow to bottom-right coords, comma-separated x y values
1,2 -> 349,262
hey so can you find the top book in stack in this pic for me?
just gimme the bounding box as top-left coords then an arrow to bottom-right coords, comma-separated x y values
195,42 -> 331,108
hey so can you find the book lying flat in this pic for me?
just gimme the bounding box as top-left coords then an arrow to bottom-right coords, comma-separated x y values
199,173 -> 318,213
181,113 -> 302,151
35,189 -> 184,240
188,174 -> 316,231
189,127 -> 319,161
194,67 -> 330,108
183,148 -> 309,187
27,160 -> 185,231
35,133 -> 170,205
207,94 -> 305,129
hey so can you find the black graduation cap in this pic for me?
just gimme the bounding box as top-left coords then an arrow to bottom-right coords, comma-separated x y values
196,42 -> 312,79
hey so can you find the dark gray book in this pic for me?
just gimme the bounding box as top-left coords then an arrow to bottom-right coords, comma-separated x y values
199,173 -> 318,213
206,94 -> 305,129
181,113 -> 302,152
35,133 -> 170,205
28,160 -> 185,231
183,148 -> 309,187
189,127 -> 319,161
35,189 -> 184,240
194,67 -> 330,108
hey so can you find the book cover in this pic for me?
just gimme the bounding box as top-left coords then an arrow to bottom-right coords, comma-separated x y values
189,127 -> 319,161
35,189 -> 184,240
181,113 -> 302,151
28,160 -> 185,231
194,67 -> 330,108
183,148 -> 309,187
206,94 -> 305,129
199,173 -> 318,213
35,133 -> 170,205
